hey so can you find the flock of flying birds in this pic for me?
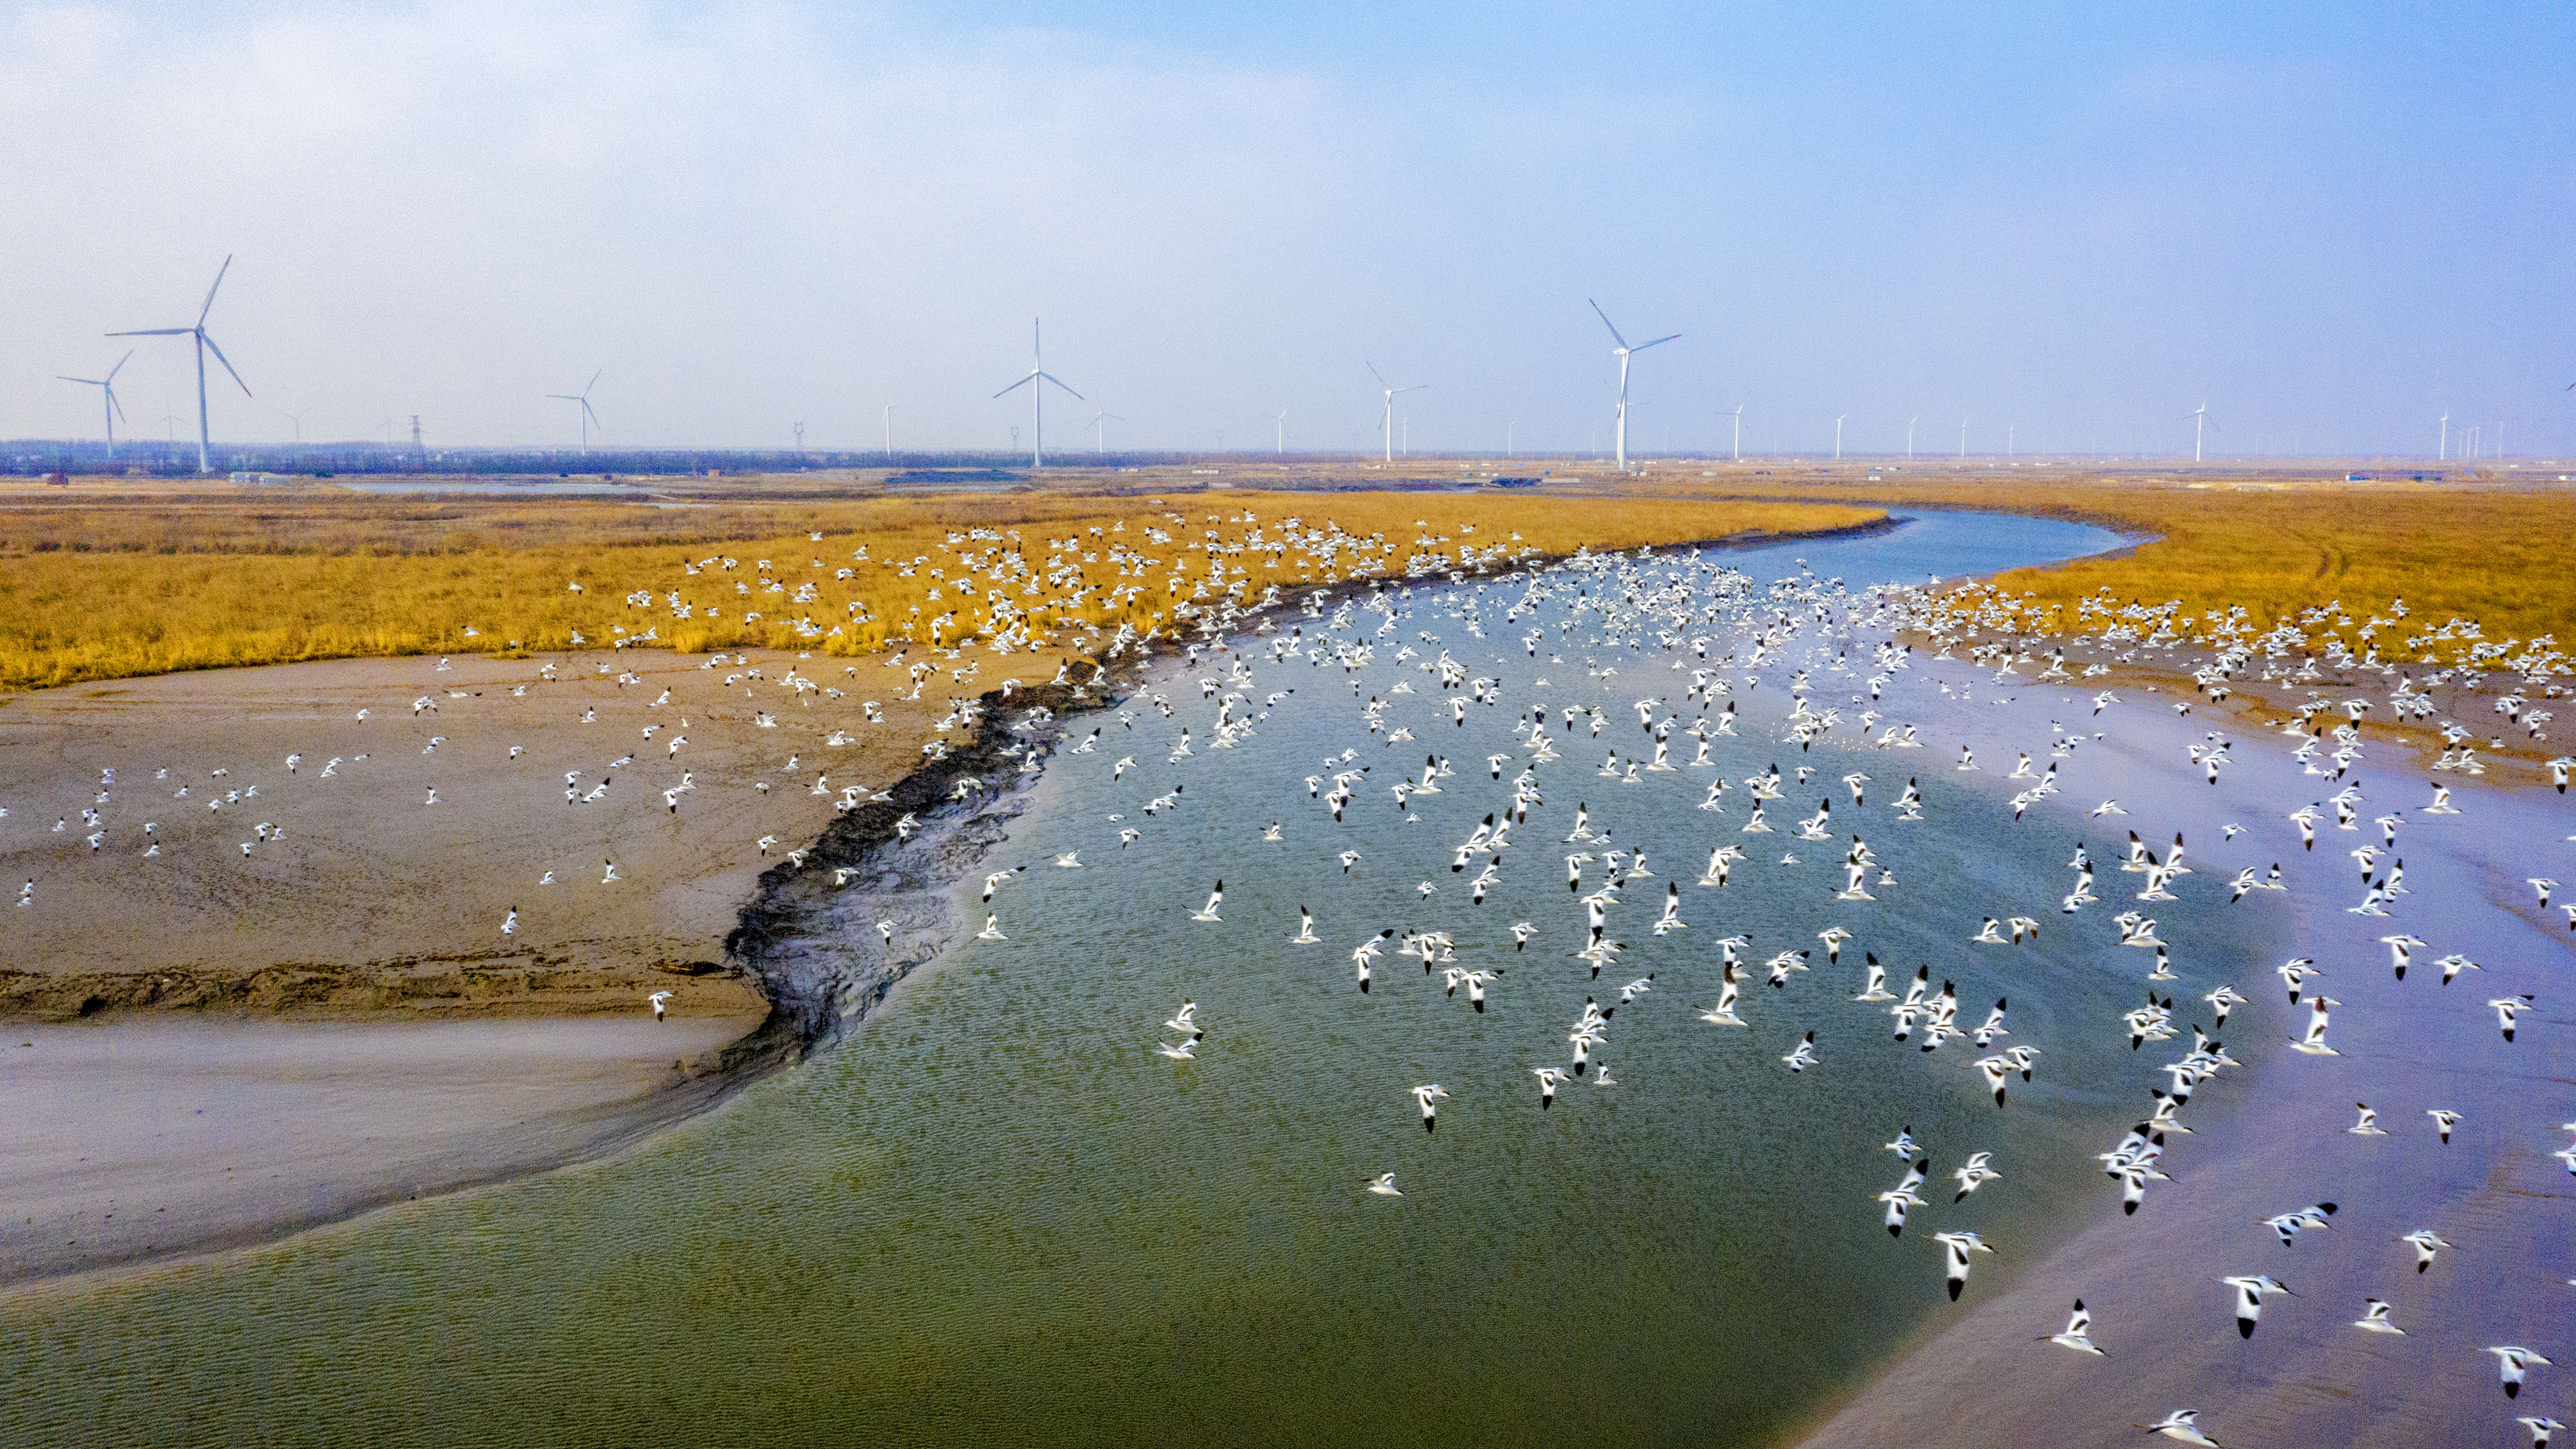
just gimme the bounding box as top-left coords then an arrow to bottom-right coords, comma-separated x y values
9,502 -> 2573,1444
951,544 -> 2575,1448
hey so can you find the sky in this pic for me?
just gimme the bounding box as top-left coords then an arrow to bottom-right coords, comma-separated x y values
3,1 -> 2572,459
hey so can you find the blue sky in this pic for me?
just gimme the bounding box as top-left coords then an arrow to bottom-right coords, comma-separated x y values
3,2 -> 2569,456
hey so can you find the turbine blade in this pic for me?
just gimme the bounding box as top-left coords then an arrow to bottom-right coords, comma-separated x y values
107,328 -> 192,337
1633,333 -> 1681,352
1366,361 -> 1388,387
1589,299 -> 1631,350
201,332 -> 252,396
585,370 -> 602,396
56,376 -> 104,385
1040,372 -> 1083,399
106,349 -> 134,383
197,255 -> 234,329
1397,383 -> 1430,394
994,375 -> 1035,398
108,388 -> 127,423
583,400 -> 601,426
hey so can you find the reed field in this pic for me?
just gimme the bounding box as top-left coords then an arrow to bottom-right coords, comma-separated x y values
1664,471 -> 2576,659
0,486 -> 1878,691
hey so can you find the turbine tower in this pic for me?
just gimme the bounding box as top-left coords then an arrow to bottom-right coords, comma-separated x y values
2191,402 -> 2207,462
1589,299 -> 1679,472
1090,395 -> 1124,453
549,372 -> 603,451
56,349 -> 134,458
993,319 -> 1080,468
1907,416 -> 1918,461
884,403 -> 902,458
2438,411 -> 2448,460
1366,363 -> 1426,464
108,256 -> 250,475
1731,404 -> 1743,461
1834,413 -> 1849,461
1274,411 -> 1288,454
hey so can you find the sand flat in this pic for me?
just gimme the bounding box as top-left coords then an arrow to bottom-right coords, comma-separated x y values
0,644 -> 980,1019
0,1015 -> 750,1281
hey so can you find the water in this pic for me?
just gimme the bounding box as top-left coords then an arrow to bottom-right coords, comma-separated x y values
0,510 -> 2279,1448
336,480 -> 680,498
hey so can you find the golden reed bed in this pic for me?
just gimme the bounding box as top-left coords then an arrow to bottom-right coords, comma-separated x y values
0,484 -> 1878,691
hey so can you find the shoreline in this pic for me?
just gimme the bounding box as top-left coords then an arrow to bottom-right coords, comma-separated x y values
0,514 -> 1904,1288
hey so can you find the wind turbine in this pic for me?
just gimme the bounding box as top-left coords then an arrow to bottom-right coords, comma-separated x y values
276,407 -> 310,449
1505,420 -> 1515,458
108,256 -> 250,475
2438,411 -> 2448,460
993,319 -> 1080,468
2190,401 -> 2207,462
1274,411 -> 1288,454
1834,413 -> 1849,461
1958,419 -> 1968,460
1090,395 -> 1123,453
1589,299 -> 1679,472
884,403 -> 902,458
1907,416 -> 1918,461
1366,363 -> 1426,464
549,372 -> 603,451
1731,405 -> 1743,461
56,350 -> 134,458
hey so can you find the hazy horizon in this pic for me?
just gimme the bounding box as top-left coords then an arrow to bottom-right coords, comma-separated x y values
5,3 -> 2570,459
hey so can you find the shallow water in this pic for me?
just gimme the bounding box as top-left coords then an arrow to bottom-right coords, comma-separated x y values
0,510 -> 2289,1448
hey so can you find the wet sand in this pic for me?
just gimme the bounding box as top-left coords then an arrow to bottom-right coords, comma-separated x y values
0,1015 -> 747,1282
0,646 -> 982,1019
1788,655 -> 2576,1446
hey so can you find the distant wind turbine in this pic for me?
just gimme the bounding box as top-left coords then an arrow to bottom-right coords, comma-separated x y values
56,349 -> 134,458
1834,413 -> 1849,461
1731,405 -> 1743,461
1090,395 -> 1124,453
108,256 -> 250,475
1366,363 -> 1426,464
993,319 -> 1080,468
2191,401 -> 2207,462
884,403 -> 902,458
1274,411 -> 1288,454
2438,411 -> 2448,460
549,372 -> 603,451
1907,415 -> 1918,461
1958,419 -> 1968,460
1590,300 -> 1679,472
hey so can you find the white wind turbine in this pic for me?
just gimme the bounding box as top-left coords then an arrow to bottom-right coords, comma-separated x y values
1834,413 -> 1849,461
2438,411 -> 2448,460
549,372 -> 603,451
994,319 -> 1081,468
1730,404 -> 1743,461
1366,363 -> 1426,464
57,349 -> 135,458
1273,411 -> 1288,454
2190,401 -> 2208,462
883,403 -> 902,458
1090,394 -> 1124,453
1907,416 -> 1918,461
1590,299 -> 1679,472
108,256 -> 250,475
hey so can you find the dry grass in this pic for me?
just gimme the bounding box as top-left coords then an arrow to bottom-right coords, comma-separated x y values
0,486 -> 1878,691
1652,472 -> 2576,659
